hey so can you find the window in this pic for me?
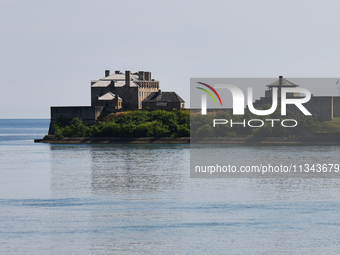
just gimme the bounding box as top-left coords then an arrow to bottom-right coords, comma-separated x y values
156,102 -> 167,106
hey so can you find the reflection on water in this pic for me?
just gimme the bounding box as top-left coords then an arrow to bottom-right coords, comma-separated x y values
50,144 -> 189,197
191,144 -> 340,178
90,145 -> 187,195
3,124 -> 340,254
49,144 -> 340,201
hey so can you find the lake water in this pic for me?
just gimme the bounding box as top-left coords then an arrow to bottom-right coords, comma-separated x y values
1,119 -> 340,254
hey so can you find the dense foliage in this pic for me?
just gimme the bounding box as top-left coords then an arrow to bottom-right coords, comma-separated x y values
54,110 -> 190,138
54,106 -> 322,138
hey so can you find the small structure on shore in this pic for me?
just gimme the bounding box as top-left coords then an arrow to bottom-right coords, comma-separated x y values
252,76 -> 340,121
142,90 -> 185,110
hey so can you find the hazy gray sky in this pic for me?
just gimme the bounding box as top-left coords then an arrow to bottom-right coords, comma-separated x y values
1,0 -> 340,118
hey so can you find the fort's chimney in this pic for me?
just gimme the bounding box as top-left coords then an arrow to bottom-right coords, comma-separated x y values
105,70 -> 110,77
115,70 -> 120,74
139,71 -> 145,80
125,70 -> 131,87
158,89 -> 162,96
279,76 -> 283,87
144,72 -> 151,81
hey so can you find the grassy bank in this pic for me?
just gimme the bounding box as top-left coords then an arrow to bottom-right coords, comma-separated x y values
320,117 -> 340,133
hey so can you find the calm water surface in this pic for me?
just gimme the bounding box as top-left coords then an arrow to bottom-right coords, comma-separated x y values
1,119 -> 340,254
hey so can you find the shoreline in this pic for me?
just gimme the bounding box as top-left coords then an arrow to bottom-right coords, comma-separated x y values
34,137 -> 190,144
34,133 -> 340,144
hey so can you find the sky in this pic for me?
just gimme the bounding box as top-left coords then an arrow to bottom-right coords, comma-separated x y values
1,0 -> 340,118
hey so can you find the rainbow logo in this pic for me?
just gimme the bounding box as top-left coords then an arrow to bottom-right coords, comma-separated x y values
196,82 -> 223,106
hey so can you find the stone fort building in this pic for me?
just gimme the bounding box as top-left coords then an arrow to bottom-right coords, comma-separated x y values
252,76 -> 340,121
49,70 -> 185,134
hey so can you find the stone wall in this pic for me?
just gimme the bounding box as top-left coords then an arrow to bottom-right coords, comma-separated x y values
91,86 -> 139,109
333,97 -> 340,117
115,86 -> 139,109
48,106 -> 104,134
304,96 -> 333,121
91,87 -> 111,106
252,96 -> 334,121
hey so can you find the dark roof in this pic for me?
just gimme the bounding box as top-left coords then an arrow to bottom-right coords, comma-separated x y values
267,78 -> 298,88
143,91 -> 185,103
